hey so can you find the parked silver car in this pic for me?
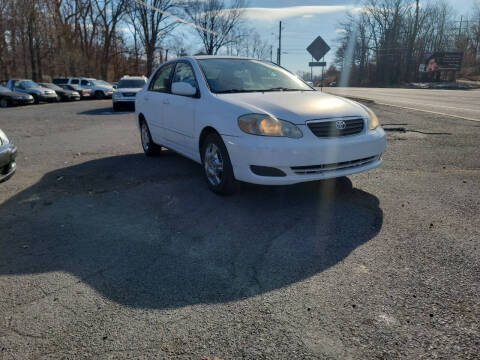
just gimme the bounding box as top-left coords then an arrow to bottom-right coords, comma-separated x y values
0,129 -> 17,183
6,79 -> 57,104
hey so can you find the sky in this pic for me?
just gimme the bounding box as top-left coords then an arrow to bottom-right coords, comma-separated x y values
228,0 -> 476,74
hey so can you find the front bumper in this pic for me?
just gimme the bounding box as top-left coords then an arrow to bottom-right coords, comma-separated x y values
112,97 -> 136,104
0,144 -> 17,183
39,94 -> 58,102
62,94 -> 81,101
12,98 -> 34,105
222,126 -> 387,185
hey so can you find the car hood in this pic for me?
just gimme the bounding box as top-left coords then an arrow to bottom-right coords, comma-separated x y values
117,87 -> 143,93
217,91 -> 368,124
97,85 -> 113,91
1,90 -> 32,98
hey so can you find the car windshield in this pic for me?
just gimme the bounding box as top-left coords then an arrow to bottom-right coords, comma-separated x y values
91,80 -> 111,86
0,86 -> 11,92
117,79 -> 146,88
197,58 -> 314,94
43,83 -> 62,91
20,80 -> 41,89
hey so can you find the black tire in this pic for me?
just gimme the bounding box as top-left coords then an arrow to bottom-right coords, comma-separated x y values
32,95 -> 39,104
201,133 -> 238,195
140,119 -> 162,156
113,103 -> 120,112
0,97 -> 9,108
95,91 -> 104,100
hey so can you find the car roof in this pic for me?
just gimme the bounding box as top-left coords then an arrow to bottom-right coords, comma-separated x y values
190,55 -> 254,60
119,75 -> 147,80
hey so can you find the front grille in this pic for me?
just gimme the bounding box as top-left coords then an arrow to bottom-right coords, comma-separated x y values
307,118 -> 364,137
291,156 -> 378,175
122,92 -> 136,97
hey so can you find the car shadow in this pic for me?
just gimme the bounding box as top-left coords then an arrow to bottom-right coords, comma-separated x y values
0,153 -> 383,309
78,106 -> 134,116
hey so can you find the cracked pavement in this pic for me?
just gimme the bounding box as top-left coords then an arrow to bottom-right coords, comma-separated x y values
0,99 -> 479,359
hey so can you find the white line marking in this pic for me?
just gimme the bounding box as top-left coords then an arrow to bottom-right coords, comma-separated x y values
374,102 -> 480,123
331,93 -> 480,122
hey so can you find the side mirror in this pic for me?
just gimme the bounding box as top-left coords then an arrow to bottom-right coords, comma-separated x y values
171,82 -> 197,97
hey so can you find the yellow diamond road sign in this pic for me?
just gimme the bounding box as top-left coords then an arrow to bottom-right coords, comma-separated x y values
307,36 -> 330,61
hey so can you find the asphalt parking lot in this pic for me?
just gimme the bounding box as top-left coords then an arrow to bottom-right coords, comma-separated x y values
0,100 -> 479,359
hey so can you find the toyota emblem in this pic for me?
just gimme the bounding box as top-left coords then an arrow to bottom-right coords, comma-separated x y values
335,120 -> 347,130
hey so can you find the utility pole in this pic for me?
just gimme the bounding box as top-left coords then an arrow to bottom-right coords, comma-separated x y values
270,45 -> 273,62
277,21 -> 282,65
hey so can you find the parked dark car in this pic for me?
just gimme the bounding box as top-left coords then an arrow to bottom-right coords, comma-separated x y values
0,128 -> 17,183
59,84 -> 93,99
0,86 -> 34,108
40,83 -> 80,101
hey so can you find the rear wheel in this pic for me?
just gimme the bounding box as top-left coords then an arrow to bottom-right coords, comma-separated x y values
201,133 -> 237,195
140,119 -> 162,156
0,98 -> 9,108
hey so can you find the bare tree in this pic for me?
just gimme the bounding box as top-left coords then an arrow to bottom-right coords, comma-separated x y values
127,0 -> 179,76
93,0 -> 127,79
182,0 -> 245,55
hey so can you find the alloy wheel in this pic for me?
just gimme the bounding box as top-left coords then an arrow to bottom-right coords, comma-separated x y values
204,143 -> 224,186
141,122 -> 150,151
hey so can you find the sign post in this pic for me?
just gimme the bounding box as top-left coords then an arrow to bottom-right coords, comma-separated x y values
307,36 -> 330,88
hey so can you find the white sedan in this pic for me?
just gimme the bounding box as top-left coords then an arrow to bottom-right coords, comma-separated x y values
135,56 -> 386,194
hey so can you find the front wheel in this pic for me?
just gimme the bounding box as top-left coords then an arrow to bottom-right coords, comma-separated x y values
201,134 -> 238,195
0,98 -> 9,108
95,91 -> 104,100
140,119 -> 162,156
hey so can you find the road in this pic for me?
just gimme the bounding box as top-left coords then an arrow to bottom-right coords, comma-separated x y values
324,87 -> 480,121
0,100 -> 479,359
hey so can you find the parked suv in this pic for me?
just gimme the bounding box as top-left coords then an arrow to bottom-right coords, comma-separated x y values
6,79 -> 57,104
112,75 -> 147,111
53,77 -> 114,99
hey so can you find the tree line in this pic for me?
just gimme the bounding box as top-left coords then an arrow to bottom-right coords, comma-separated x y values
335,0 -> 480,86
0,0 -> 271,81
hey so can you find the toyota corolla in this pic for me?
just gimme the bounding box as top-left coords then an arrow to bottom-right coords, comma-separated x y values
136,56 -> 386,194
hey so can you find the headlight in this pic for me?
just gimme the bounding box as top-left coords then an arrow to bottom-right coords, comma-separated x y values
0,129 -> 9,146
364,106 -> 380,130
238,114 -> 303,139
113,92 -> 121,98
72,92 -> 80,96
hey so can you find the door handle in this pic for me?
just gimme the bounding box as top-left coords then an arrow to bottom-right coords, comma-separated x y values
163,99 -> 170,104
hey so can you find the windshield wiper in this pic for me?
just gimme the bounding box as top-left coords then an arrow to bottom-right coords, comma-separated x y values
261,87 -> 305,92
215,89 -> 252,94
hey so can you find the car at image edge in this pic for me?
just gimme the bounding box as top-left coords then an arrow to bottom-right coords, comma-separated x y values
112,75 -> 147,111
0,128 -> 17,183
0,85 -> 34,107
135,56 -> 386,194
